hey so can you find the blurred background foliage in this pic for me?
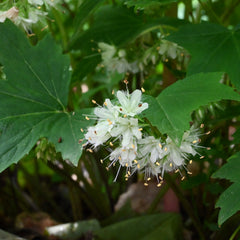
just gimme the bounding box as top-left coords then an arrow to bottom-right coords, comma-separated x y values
1,0 -> 240,239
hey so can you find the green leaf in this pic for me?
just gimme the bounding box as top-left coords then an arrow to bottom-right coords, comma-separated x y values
69,5 -> 186,52
167,23 -> 240,89
95,213 -> 183,240
72,0 -> 105,41
0,20 -> 93,172
143,72 -> 240,142
121,0 -> 178,9
212,152 -> 240,225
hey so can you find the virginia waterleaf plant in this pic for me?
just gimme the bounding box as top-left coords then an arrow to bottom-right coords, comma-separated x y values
1,20 -> 240,184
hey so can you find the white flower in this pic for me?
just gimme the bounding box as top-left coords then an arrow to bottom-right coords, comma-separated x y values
84,99 -> 118,147
0,7 -> 19,23
84,123 -> 111,148
94,99 -> 119,122
111,117 -> 141,147
98,42 -> 116,63
138,136 -> 166,163
110,146 -> 136,167
158,40 -> 178,59
116,89 -> 148,117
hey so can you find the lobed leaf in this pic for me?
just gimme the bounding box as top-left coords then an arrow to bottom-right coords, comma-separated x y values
212,152 -> 240,225
0,20 -> 93,172
167,23 -> 240,89
143,72 -> 240,142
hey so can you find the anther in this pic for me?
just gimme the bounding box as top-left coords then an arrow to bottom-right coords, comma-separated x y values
106,167 -> 109,171
147,177 -> 151,181
207,147 -> 211,150
94,130 -> 97,135
169,163 -> 173,167
88,137 -> 92,140
206,131 -> 211,135
87,149 -> 93,153
144,183 -> 148,186
134,160 -> 138,163
200,123 -> 204,128
124,79 -> 128,84
104,102 -> 107,106
132,144 -> 135,149
159,176 -> 163,180
100,159 -> 103,164
181,176 -> 185,181
92,99 -> 97,104
157,183 -> 162,187
81,128 -> 84,132
112,90 -> 115,95
141,87 -> 145,93
200,156 -> 205,159
118,156 -> 122,160
85,116 -> 90,120
138,128 -> 143,131
125,163 -> 128,167
120,108 -> 123,111
137,164 -> 140,169
127,171 -> 131,175
138,103 -> 142,107
164,147 -> 168,151
124,114 -> 127,118
78,139 -> 83,144
159,143 -> 162,148
175,169 -> 179,173
97,49 -> 101,53
110,142 -> 113,147
192,140 -> 198,144
189,160 -> 193,164
187,171 -> 192,175
156,162 -> 160,166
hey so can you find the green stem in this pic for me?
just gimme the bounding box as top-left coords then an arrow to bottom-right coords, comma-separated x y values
221,0 -> 240,25
164,174 -> 206,240
230,224 -> 240,240
52,8 -> 68,50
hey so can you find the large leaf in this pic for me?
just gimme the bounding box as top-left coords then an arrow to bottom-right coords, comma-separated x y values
167,23 -> 240,89
94,213 -> 183,240
212,152 -> 240,225
143,72 -> 240,142
0,20 -> 92,172
69,5 -> 186,52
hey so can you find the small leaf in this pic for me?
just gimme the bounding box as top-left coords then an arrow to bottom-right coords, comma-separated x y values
143,72 -> 240,142
0,21 -> 93,172
167,23 -> 240,89
212,152 -> 240,225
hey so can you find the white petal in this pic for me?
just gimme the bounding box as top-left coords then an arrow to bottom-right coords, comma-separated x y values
117,91 -> 128,109
130,90 -> 141,110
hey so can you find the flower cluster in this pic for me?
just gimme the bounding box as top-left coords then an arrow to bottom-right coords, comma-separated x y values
84,89 -> 201,185
98,42 -> 140,74
0,0 -> 60,32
